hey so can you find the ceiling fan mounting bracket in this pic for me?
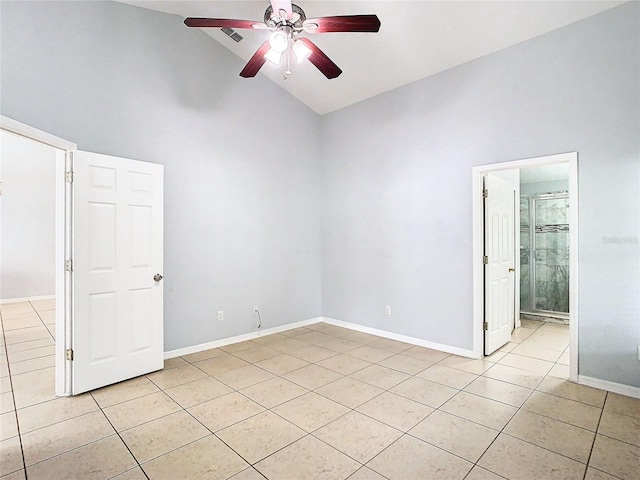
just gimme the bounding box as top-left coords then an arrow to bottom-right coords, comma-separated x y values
264,4 -> 306,32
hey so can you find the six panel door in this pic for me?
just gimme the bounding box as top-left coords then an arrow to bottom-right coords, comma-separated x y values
72,151 -> 163,394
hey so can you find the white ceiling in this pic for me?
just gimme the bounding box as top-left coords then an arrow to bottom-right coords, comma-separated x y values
119,1 -> 625,115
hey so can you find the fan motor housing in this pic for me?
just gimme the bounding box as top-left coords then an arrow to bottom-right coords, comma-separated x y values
264,3 -> 306,29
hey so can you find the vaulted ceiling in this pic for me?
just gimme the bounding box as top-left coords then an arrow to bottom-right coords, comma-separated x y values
119,1 -> 625,115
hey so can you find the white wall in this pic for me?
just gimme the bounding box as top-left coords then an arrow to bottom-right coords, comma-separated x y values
0,1 -> 322,350
321,2 -> 639,387
0,130 -> 57,300
521,179 -> 568,195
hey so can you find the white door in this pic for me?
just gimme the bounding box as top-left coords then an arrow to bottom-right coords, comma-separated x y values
484,174 -> 515,355
72,151 -> 163,394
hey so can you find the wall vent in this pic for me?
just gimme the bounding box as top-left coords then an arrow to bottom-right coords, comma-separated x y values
221,27 -> 244,43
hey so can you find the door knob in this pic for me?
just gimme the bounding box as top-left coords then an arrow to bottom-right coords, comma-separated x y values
508,267 -> 515,272
154,274 -> 163,282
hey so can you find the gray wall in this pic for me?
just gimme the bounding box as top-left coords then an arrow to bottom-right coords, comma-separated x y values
321,2 -> 639,386
0,131 -> 57,300
2,1 -> 638,388
0,1 -> 322,350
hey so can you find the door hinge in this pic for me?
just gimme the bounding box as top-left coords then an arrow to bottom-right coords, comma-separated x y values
65,349 -> 74,361
483,256 -> 488,264
483,322 -> 488,331
66,171 -> 74,183
65,260 -> 73,272
483,189 -> 488,198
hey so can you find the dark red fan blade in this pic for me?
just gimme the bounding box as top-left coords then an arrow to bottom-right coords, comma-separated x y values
304,15 -> 381,33
239,41 -> 271,78
184,18 -> 261,29
298,38 -> 342,79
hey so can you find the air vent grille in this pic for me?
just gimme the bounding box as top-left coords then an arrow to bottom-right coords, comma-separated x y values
221,27 -> 244,43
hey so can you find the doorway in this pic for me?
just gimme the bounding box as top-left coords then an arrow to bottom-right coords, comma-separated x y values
519,164 -> 570,324
0,116 -> 75,396
1,116 -> 165,397
472,152 -> 578,382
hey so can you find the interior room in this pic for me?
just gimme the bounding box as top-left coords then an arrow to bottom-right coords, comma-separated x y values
1,1 -> 638,480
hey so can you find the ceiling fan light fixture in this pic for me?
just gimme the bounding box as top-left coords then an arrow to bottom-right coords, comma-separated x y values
184,2 -> 380,80
265,48 -> 282,65
269,31 -> 289,53
292,40 -> 311,61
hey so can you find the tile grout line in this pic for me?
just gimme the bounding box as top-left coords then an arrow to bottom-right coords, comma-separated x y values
581,391 -> 608,480
455,320 -> 588,478
454,371 -> 541,479
12,315 -> 630,480
3,302 -> 55,381
6,349 -> 56,364
156,342 -> 392,479
157,374 -> 304,479
0,308 -> 30,480
29,302 -> 56,343
0,302 -> 42,480
175,324 -> 597,479
201,328 -> 604,478
144,370 -> 271,474
257,361 -> 384,478
362,320 -> 591,478
19,434 -> 142,477
225,329 -> 601,478
13,302 -> 138,480
220,339 -> 481,478
89,389 -> 152,480
4,306 -> 49,467
13,301 -> 144,479
175,322 -> 577,479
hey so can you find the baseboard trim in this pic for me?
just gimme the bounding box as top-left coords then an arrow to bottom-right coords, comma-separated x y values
578,375 -> 640,399
0,294 -> 55,304
165,315 -> 478,361
164,317 -> 323,359
321,317 -> 477,358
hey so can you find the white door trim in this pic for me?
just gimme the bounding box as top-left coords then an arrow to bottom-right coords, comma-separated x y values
1,116 -> 76,396
472,152 -> 578,382
0,117 -> 76,152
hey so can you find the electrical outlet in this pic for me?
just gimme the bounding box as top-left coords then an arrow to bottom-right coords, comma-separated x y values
217,311 -> 224,322
637,346 -> 640,361
254,306 -> 259,313
385,306 -> 391,315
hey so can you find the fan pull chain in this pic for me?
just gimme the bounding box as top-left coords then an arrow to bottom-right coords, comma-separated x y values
284,48 -> 292,79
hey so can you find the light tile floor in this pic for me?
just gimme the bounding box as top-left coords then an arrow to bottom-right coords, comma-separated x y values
1,303 -> 639,480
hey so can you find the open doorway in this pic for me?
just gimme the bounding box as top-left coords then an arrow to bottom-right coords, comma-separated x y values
472,152 -> 578,382
0,118 -> 74,398
520,164 -> 570,324
2,116 -> 165,398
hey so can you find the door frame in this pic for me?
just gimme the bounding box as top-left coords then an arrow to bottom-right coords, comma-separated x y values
1,116 -> 76,396
472,152 -> 578,382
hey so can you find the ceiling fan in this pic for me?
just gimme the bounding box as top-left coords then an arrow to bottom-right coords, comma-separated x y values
184,0 -> 381,79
